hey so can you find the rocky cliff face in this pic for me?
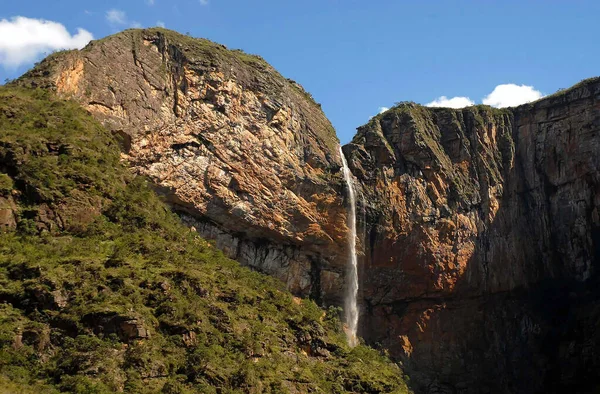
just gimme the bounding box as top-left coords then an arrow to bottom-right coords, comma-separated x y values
19,28 -> 350,305
344,79 -> 600,393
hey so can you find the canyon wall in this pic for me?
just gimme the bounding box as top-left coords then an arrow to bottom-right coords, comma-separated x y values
344,79 -> 600,392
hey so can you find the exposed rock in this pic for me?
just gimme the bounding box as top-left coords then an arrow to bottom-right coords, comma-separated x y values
50,290 -> 68,309
0,196 -> 16,231
31,287 -> 69,310
345,78 -> 600,393
22,326 -> 51,352
12,329 -> 23,350
120,319 -> 149,340
19,28 -> 350,305
82,312 -> 149,342
182,331 -> 197,347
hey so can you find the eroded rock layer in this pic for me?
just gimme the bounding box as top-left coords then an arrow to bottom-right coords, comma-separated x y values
19,28 -> 350,304
344,79 -> 600,393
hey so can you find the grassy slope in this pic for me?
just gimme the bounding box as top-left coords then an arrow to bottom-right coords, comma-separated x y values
0,87 -> 409,393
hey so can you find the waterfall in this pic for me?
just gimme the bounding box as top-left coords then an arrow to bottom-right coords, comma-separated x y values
339,146 -> 359,347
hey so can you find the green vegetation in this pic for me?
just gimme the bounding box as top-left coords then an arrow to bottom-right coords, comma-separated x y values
521,76 -> 600,107
0,86 -> 409,393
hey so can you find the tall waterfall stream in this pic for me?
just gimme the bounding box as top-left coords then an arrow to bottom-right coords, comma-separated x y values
339,147 -> 359,347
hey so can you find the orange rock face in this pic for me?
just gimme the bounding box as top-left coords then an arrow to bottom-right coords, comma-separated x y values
20,29 -> 350,304
345,81 -> 600,392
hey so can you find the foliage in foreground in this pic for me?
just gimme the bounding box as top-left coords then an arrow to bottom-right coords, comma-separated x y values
0,86 -> 409,393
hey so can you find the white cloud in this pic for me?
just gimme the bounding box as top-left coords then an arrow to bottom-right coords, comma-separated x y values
157,21 -> 165,28
426,96 -> 475,108
425,84 -> 544,109
106,9 -> 126,25
106,9 -> 144,29
0,16 -> 93,68
482,84 -> 543,108
146,0 -> 155,5
369,106 -> 389,120
199,0 -> 209,5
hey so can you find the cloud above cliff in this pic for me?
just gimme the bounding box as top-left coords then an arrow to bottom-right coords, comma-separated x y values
368,106 -> 390,120
426,96 -> 475,108
106,9 -> 142,29
426,84 -> 544,109
106,9 -> 127,25
482,84 -> 543,107
0,16 -> 93,68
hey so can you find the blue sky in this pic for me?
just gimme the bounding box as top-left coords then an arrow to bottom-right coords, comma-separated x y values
1,1 -> 598,143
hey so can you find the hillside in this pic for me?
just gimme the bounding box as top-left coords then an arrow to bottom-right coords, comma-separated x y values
0,86 -> 409,393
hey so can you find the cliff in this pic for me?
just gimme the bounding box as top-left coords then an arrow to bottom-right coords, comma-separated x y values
18,28 -> 349,305
345,78 -> 600,393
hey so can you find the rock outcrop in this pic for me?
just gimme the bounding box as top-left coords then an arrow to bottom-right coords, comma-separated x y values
19,28 -> 349,305
344,79 -> 600,393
